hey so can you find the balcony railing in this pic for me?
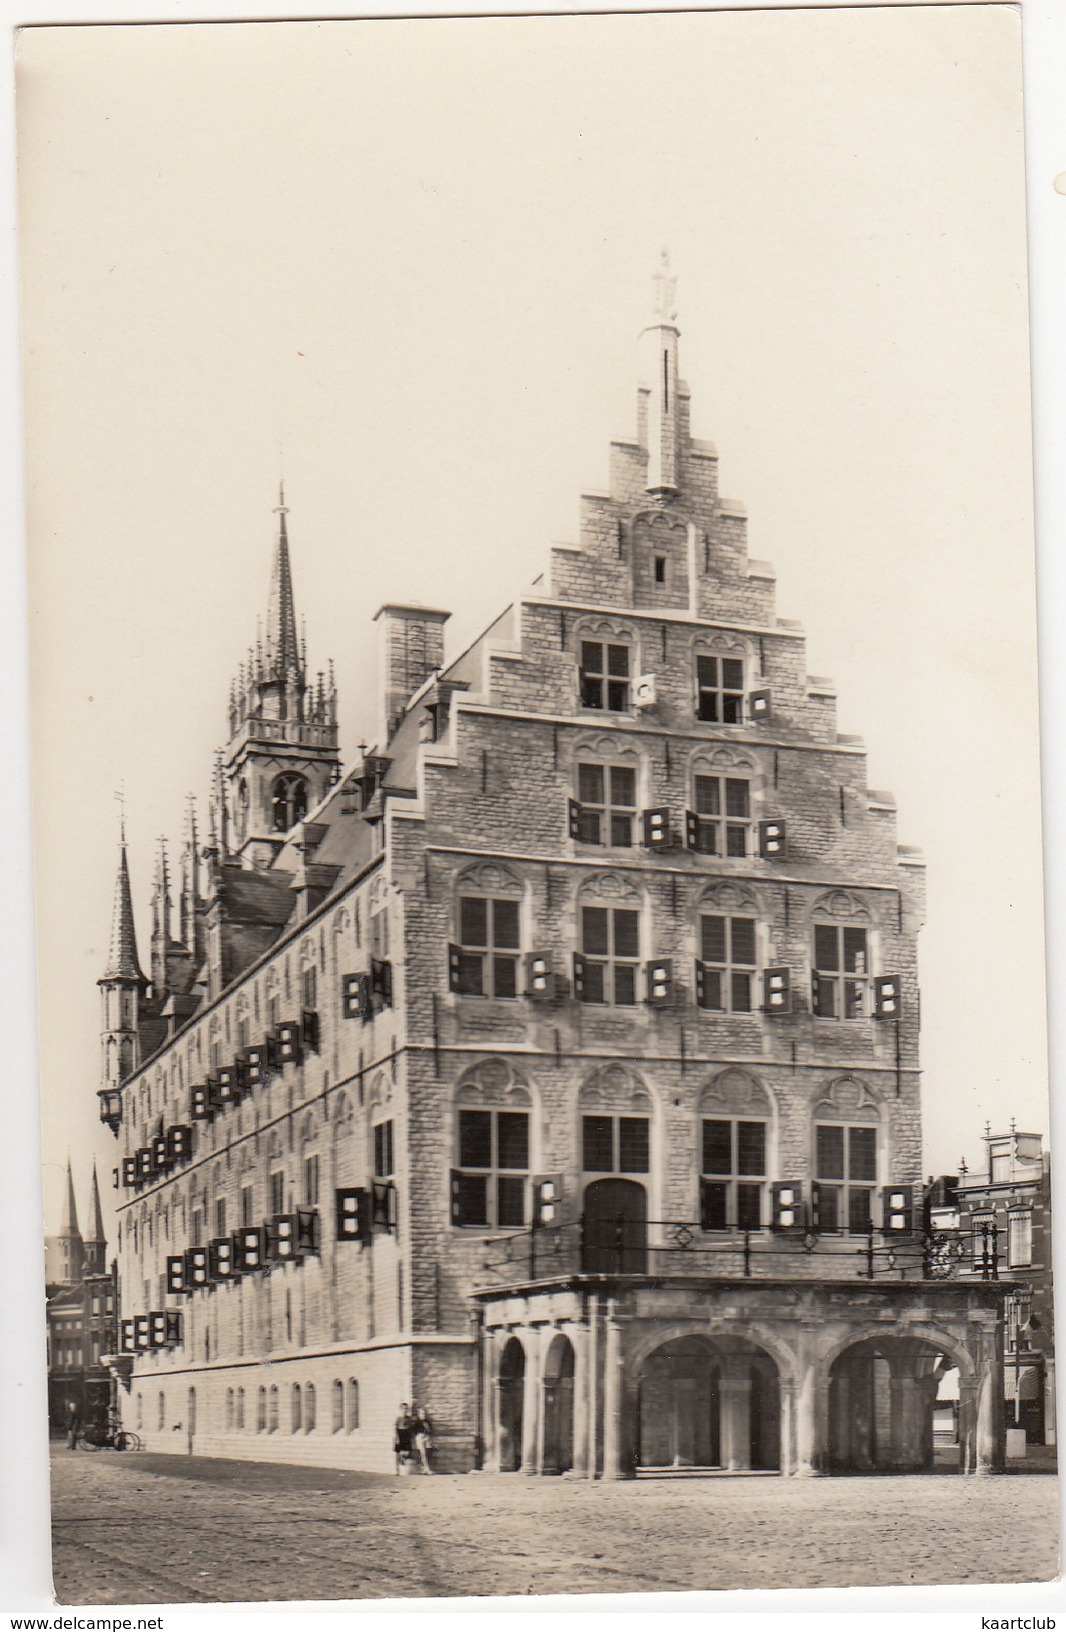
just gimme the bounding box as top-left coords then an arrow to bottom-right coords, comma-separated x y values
472,1218 -> 1002,1287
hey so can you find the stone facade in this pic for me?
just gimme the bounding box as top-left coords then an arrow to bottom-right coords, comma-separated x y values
103,267 -> 1007,1475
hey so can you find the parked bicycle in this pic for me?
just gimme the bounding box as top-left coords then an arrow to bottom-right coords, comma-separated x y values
76,1417 -> 142,1452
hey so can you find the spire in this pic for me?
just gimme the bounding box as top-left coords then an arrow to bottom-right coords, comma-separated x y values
640,248 -> 681,495
102,822 -> 144,983
265,482 -> 301,680
85,1162 -> 105,1249
59,1157 -> 80,1240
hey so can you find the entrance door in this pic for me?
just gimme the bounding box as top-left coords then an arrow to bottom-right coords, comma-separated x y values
498,1337 -> 525,1471
542,1335 -> 575,1474
582,1178 -> 648,1274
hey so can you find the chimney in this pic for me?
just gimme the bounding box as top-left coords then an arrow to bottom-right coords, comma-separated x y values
374,603 -> 451,741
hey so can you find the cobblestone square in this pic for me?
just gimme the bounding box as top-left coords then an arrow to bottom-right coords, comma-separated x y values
49,1446 -> 1059,1603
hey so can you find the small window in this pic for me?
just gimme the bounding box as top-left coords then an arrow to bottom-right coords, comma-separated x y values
1008,1211 -> 1033,1269
582,1114 -> 650,1174
347,1378 -> 360,1432
291,1384 -> 302,1434
698,915 -> 757,1012
814,925 -> 869,1019
815,1123 -> 877,1232
236,1387 -> 245,1430
696,654 -> 744,724
270,1170 -> 286,1216
580,640 -> 631,712
268,1385 -> 279,1433
215,1197 -> 227,1238
374,1120 -> 395,1180
158,1390 -> 167,1431
693,776 -> 750,857
653,555 -> 666,584
453,897 -> 520,996
241,1184 -> 255,1227
701,1118 -> 766,1229
574,763 -> 637,847
332,1379 -> 345,1434
453,1108 -> 530,1228
304,1152 -> 320,1207
579,906 -> 640,1005
305,1383 -> 316,1433
256,1387 -> 267,1433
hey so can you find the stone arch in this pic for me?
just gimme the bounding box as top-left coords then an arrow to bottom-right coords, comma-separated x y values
455,860 -> 524,898
695,879 -> 762,916
579,1061 -> 654,1113
367,1070 -> 393,1114
454,1057 -> 534,1108
689,744 -> 757,776
574,613 -> 637,644
698,1067 -> 775,1120
810,888 -> 871,922
625,1318 -> 799,1388
814,1074 -> 882,1119
819,1321 -> 976,1384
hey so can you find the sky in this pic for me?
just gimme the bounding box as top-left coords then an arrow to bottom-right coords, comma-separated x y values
13,5 -> 1047,1244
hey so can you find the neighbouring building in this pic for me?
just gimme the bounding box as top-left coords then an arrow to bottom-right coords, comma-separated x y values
100,259 -> 1010,1476
926,1128 -> 1055,1451
45,1161 -> 116,1435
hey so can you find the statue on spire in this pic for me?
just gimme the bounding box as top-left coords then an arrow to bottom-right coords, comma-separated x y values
652,248 -> 678,324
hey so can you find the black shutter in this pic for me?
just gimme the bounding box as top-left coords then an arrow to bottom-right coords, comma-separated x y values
771,1181 -> 803,1231
296,1207 -> 321,1253
694,957 -> 707,1008
164,1310 -> 183,1346
335,1187 -> 371,1243
758,819 -> 787,859
166,1254 -> 187,1295
646,958 -> 673,1006
119,1319 -> 135,1353
811,971 -> 825,1017
208,1237 -> 235,1280
568,797 -> 583,839
685,809 -> 699,850
882,1186 -> 914,1235
341,974 -> 365,1021
372,1181 -> 397,1232
371,958 -> 393,1007
276,1021 -> 303,1064
447,944 -> 463,993
748,688 -> 772,722
875,975 -> 903,1020
533,1174 -> 563,1227
168,1124 -> 193,1163
191,1083 -> 212,1120
642,807 -> 670,848
267,1214 -> 297,1262
526,952 -> 551,999
572,952 -> 586,1001
763,967 -> 791,1015
302,1009 -> 321,1053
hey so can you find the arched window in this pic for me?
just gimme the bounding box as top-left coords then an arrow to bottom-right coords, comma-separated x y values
305,1383 -> 316,1433
236,1387 -> 245,1430
579,1064 -> 653,1179
450,864 -> 524,998
575,874 -> 643,1007
158,1391 -> 166,1431
813,1077 -> 880,1233
291,1384 -> 302,1434
696,882 -> 763,1015
452,1060 -> 533,1230
272,773 -> 308,833
136,1393 -> 143,1430
332,1379 -> 345,1434
689,748 -> 757,858
698,1071 -> 773,1231
268,1385 -> 279,1433
811,892 -> 874,1020
577,625 -> 635,713
256,1386 -> 267,1433
224,1389 -> 234,1431
347,1379 -> 360,1432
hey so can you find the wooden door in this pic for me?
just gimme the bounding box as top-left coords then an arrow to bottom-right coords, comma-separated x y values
581,1179 -> 648,1274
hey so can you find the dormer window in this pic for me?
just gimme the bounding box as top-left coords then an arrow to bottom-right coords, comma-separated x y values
696,655 -> 744,724
580,641 -> 630,712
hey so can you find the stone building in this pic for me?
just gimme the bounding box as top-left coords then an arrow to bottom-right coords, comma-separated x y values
45,1162 -> 115,1434
102,263 -> 1007,1475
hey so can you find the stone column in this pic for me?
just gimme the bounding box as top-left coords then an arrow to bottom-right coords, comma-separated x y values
587,1294 -> 600,1479
601,1300 -> 626,1481
719,1360 -> 753,1472
778,1380 -> 795,1476
520,1330 -> 540,1474
565,1320 -> 590,1478
795,1359 -> 820,1476
975,1362 -> 999,1476
957,1377 -> 977,1474
1045,1357 -> 1056,1448
482,1329 -> 501,1473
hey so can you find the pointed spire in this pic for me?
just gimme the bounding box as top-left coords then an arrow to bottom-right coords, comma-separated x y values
85,1161 -> 105,1249
266,482 -> 301,680
59,1156 -> 81,1240
102,820 -> 144,982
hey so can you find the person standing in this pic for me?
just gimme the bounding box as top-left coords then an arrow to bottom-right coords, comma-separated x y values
65,1398 -> 81,1449
393,1402 -> 416,1474
412,1403 -> 434,1474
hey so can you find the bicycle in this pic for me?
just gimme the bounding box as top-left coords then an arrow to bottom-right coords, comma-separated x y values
77,1421 -> 143,1451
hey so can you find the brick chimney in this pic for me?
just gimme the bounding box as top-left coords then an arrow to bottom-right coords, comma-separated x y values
374,603 -> 451,741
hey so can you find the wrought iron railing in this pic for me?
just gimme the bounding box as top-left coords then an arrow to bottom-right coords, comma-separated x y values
473,1217 -> 1002,1286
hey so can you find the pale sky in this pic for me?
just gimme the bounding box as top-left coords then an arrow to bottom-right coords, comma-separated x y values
15,6 -> 1046,1243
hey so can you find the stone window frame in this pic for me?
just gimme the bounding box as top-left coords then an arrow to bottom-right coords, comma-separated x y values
577,1063 -> 659,1214
688,745 -> 761,861
697,1070 -> 776,1232
569,734 -> 644,852
691,630 -> 759,728
573,870 -> 647,1008
574,617 -> 640,716
810,891 -> 879,1022
811,1075 -> 882,1235
450,1059 -> 536,1234
451,862 -> 526,1000
695,881 -> 766,1016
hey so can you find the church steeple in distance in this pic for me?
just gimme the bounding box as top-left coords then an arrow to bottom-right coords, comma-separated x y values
220,487 -> 340,868
84,1161 -> 107,1274
98,814 -> 145,1103
640,248 -> 681,496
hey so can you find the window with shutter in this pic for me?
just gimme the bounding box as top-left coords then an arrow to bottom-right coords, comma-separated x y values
451,1108 -> 529,1228
579,640 -> 631,712
812,923 -> 869,1018
451,897 -> 520,997
697,914 -> 757,1012
815,1122 -> 877,1233
579,905 -> 640,1005
700,1117 -> 766,1229
573,762 -> 637,847
695,654 -> 744,723
691,775 -> 750,856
